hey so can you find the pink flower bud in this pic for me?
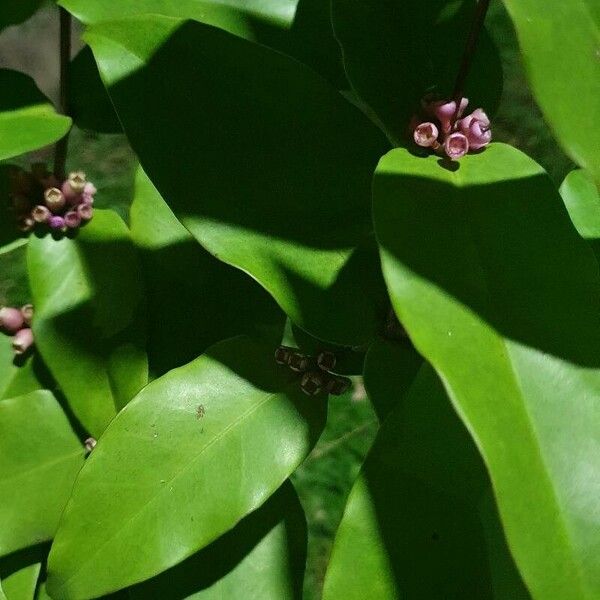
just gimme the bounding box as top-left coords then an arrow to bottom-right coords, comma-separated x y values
32,205 -> 51,223
77,203 -> 94,222
0,307 -> 25,334
44,187 -> 66,213
18,216 -> 35,232
427,97 -> 469,134
83,182 -> 97,197
49,215 -> 66,230
20,304 -> 34,326
61,180 -> 82,205
67,171 -> 86,194
64,210 -> 81,229
444,132 -> 470,160
12,328 -> 34,355
413,122 -> 440,148
458,108 -> 491,150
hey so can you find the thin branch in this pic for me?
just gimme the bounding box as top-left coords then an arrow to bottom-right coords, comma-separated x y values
54,6 -> 72,179
451,0 -> 492,124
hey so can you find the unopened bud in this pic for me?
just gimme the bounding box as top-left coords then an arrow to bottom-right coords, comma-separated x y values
61,180 -> 80,204
32,205 -> 51,223
84,437 -> 97,452
444,132 -> 469,160
326,376 -> 351,396
458,108 -> 491,150
288,352 -> 310,373
430,97 -> 469,134
18,216 -> 35,232
12,328 -> 34,355
20,304 -> 34,326
64,210 -> 81,229
317,351 -> 336,372
274,346 -> 293,365
44,187 -> 66,213
413,122 -> 439,148
300,370 -> 325,396
0,307 -> 24,334
77,202 -> 93,222
67,171 -> 86,194
48,215 -> 66,231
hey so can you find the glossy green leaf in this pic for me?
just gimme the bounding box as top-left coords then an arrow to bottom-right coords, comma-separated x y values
0,1 -> 44,30
501,0 -> 600,184
128,482 -> 306,599
131,167 -> 284,376
0,70 -> 71,161
560,169 -> 600,258
0,581 -> 5,600
0,391 -> 84,557
331,0 -> 503,145
47,336 -> 327,599
0,335 -> 47,401
1,562 -> 40,600
324,350 -> 529,599
27,210 -> 148,437
87,16 -> 389,345
374,143 -> 600,599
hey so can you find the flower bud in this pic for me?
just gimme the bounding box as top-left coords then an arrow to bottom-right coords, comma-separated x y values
49,215 -> 66,231
413,122 -> 440,148
32,205 -> 51,223
300,370 -> 326,396
61,180 -> 81,204
77,202 -> 94,222
326,376 -> 351,396
64,210 -> 81,229
18,216 -> 35,232
274,346 -> 293,365
317,351 -> 337,372
0,307 -> 24,334
428,97 -> 469,134
20,304 -> 34,326
458,108 -> 491,150
67,171 -> 86,194
444,132 -> 469,160
84,437 -> 97,452
44,187 -> 66,213
288,352 -> 310,373
12,328 -> 34,355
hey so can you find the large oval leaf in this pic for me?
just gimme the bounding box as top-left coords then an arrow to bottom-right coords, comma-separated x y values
324,342 -> 529,599
128,482 -> 306,599
0,70 -> 71,161
331,0 -> 503,145
27,210 -> 148,437
86,16 -> 390,346
0,391 -> 84,557
500,0 -> 600,184
374,143 -> 600,599
131,167 -> 284,376
46,336 -> 327,599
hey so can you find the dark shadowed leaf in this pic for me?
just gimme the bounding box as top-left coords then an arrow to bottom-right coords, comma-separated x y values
324,353 -> 529,599
331,0 -> 503,145
0,0 -> 44,30
46,336 -> 327,599
27,210 -> 148,437
130,167 -> 284,376
374,143 -> 600,599
86,16 -> 389,345
0,392 -> 84,557
0,70 -> 71,161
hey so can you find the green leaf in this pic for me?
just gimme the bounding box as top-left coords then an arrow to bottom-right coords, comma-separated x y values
0,335 -> 48,401
0,70 -> 71,161
331,0 -> 503,145
68,47 -> 121,134
324,353 -> 529,599
374,143 -> 600,599
1,563 -> 40,600
87,16 -> 389,346
0,391 -> 84,557
0,581 -> 5,600
130,167 -> 284,376
46,336 -> 327,599
0,1 -> 44,30
128,482 -> 306,599
560,169 -> 600,258
27,210 -> 148,437
500,0 -> 600,184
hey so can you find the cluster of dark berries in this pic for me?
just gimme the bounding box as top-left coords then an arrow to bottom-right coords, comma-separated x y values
275,346 -> 351,397
8,165 -> 96,233
411,96 -> 491,160
0,305 -> 34,355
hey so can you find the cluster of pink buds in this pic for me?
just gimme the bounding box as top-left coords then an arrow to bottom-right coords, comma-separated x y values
275,346 -> 351,397
0,304 -> 34,356
411,96 -> 491,160
8,165 -> 96,233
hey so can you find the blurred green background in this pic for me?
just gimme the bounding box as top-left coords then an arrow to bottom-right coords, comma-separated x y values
0,1 -> 574,598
